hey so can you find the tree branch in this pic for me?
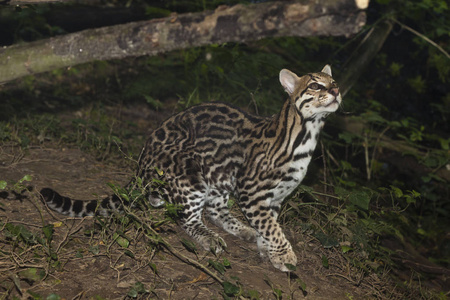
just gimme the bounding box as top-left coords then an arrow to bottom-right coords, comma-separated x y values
0,0 -> 366,83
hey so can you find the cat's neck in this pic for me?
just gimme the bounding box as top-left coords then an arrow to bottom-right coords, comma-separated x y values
264,98 -> 325,160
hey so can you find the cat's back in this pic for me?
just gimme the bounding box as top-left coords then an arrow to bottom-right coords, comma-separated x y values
157,102 -> 266,142
141,102 -> 266,168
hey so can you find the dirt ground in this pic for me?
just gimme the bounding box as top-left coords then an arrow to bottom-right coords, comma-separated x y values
0,104 -> 397,299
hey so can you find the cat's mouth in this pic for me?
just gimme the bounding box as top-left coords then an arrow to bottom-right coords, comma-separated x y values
324,98 -> 340,108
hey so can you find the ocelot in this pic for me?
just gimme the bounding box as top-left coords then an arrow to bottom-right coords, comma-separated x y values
41,65 -> 341,272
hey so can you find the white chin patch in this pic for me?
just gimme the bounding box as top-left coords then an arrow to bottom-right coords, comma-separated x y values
324,96 -> 338,107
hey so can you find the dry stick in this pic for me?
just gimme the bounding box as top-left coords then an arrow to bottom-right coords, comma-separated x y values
369,126 -> 390,181
325,272 -> 359,284
55,218 -> 87,254
125,211 -> 224,285
71,290 -> 86,300
250,93 -> 259,116
391,18 -> 450,59
2,220 -> 43,228
364,132 -> 371,180
325,148 -> 340,169
365,125 -> 390,181
320,141 -> 328,199
10,250 -> 44,269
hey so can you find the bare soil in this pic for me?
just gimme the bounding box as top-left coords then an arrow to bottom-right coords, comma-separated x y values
1,104 -> 390,299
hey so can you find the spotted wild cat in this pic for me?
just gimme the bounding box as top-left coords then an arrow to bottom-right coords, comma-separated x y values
41,65 -> 342,272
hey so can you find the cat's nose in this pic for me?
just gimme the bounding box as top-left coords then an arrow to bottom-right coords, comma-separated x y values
329,87 -> 339,97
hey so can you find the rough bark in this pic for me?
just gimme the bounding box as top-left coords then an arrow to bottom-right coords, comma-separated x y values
6,0 -> 69,3
0,0 -> 366,83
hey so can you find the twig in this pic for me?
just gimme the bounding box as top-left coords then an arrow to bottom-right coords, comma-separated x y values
55,218 -> 87,254
325,272 -> 359,284
125,211 -> 224,284
391,18 -> 450,59
320,141 -> 328,197
364,133 -> 371,180
250,93 -> 259,115
71,290 -> 87,300
368,125 -> 391,181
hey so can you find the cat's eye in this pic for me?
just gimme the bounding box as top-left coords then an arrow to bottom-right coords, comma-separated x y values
308,83 -> 325,90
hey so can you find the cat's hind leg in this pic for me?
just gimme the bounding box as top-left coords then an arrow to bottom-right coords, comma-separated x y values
170,176 -> 226,254
205,190 -> 257,242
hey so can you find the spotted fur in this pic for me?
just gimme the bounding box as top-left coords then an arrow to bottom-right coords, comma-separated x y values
41,65 -> 342,272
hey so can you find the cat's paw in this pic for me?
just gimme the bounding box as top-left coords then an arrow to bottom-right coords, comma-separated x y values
148,195 -> 165,207
268,248 -> 297,272
198,236 -> 227,255
237,227 -> 258,242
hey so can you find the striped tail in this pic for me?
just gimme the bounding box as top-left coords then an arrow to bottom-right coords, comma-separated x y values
40,188 -> 122,217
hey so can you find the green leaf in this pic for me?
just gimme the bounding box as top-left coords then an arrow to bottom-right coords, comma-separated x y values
0,180 -> 7,190
223,281 -> 240,296
181,238 -> 197,253
145,6 -> 172,18
348,190 -> 370,210
273,288 -> 283,298
421,175 -> 431,183
5,223 -> 36,244
407,75 -> 426,94
340,160 -> 353,171
417,228 -> 427,236
296,278 -> 307,292
113,233 -> 130,248
19,268 -> 44,282
299,185 -> 314,194
334,186 -> 350,199
321,255 -> 329,268
124,250 -> 135,258
127,289 -> 137,298
209,259 -> 226,275
422,156 -> 439,168
165,203 -> 182,218
336,178 -> 357,187
390,186 -> 403,198
111,135 -> 122,144
341,245 -> 353,253
439,138 -> 449,150
362,111 -> 387,124
284,263 -> 297,271
389,62 -> 403,76
245,289 -> 260,300
89,245 -> 100,255
119,193 -> 129,202
144,95 -> 163,110
42,224 -> 54,243
338,132 -> 354,143
27,290 -> 42,300
227,198 -> 235,209
127,281 -> 149,298
148,262 -> 158,275
46,294 -> 61,300
222,257 -> 231,267
405,195 -> 416,204
314,232 -> 339,248
19,174 -> 32,183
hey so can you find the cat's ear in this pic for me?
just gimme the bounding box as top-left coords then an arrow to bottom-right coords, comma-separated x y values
321,65 -> 332,76
279,69 -> 300,95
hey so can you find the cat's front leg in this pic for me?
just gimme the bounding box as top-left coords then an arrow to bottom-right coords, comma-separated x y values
241,197 -> 297,272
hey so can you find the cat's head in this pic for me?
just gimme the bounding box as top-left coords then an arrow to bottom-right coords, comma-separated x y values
279,65 -> 342,119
